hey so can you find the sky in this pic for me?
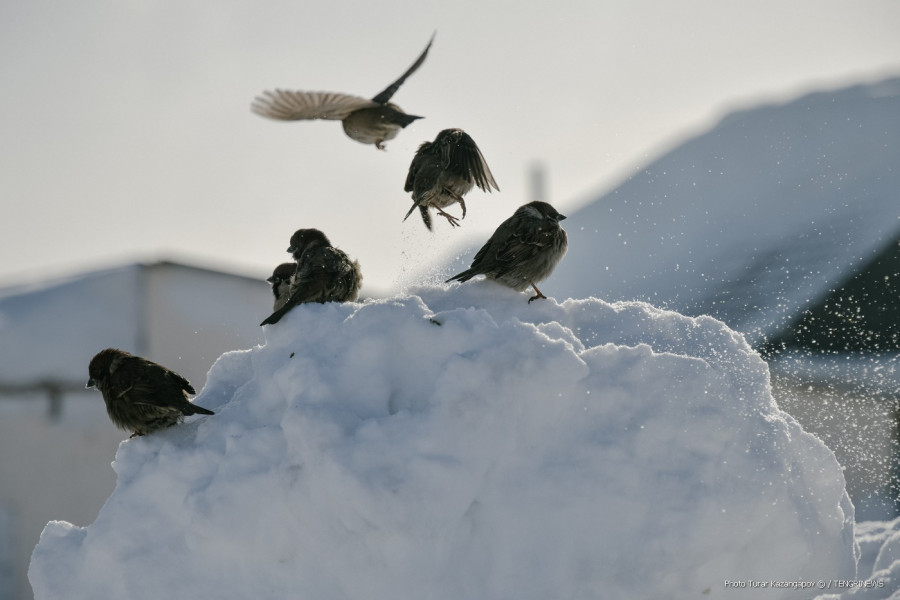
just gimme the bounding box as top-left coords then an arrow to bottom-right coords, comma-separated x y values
1,0 -> 899,295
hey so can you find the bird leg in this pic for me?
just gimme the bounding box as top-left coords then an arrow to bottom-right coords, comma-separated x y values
527,283 -> 548,303
441,187 -> 467,220
435,207 -> 461,227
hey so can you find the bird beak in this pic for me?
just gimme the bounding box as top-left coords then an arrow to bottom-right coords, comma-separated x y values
286,246 -> 295,253
558,214 -> 567,221
86,378 -> 95,389
266,276 -> 277,284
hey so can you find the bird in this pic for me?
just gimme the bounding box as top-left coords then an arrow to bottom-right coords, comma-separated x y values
260,228 -> 363,326
86,348 -> 215,437
267,262 -> 297,311
445,201 -> 568,302
403,128 -> 499,230
251,33 -> 434,149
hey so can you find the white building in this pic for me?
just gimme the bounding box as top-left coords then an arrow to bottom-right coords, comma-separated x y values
0,260 -> 270,600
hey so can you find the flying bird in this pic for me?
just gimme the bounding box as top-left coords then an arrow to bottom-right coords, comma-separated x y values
260,228 -> 363,326
86,348 -> 215,437
267,262 -> 297,311
251,33 -> 434,149
403,128 -> 499,230
446,201 -> 568,302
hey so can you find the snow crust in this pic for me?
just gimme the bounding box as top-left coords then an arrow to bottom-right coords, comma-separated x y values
29,285 -> 858,598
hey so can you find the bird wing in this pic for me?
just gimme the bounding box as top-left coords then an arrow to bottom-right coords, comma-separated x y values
251,90 -> 378,121
403,148 -> 442,229
404,141 -> 433,192
110,356 -> 195,408
450,132 -> 499,192
472,215 -> 549,277
371,32 -> 435,104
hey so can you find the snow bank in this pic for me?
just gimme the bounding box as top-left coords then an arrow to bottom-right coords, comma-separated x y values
29,285 -> 857,598
815,518 -> 900,599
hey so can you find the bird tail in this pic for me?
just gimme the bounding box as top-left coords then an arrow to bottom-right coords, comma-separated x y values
403,203 -> 433,231
402,202 -> 419,222
445,269 -> 476,284
186,403 -> 215,416
391,113 -> 423,128
260,304 -> 290,326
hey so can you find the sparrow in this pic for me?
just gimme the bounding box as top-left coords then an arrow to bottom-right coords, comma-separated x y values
86,348 -> 215,437
445,201 -> 568,302
267,262 -> 297,311
260,228 -> 363,326
251,33 -> 434,150
403,128 -> 499,230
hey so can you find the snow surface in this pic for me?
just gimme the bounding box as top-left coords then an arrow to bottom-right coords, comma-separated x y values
817,517 -> 900,599
28,284 -> 861,599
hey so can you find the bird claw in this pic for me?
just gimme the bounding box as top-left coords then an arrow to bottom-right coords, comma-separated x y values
436,208 -> 461,227
375,140 -> 386,150
528,284 -> 547,303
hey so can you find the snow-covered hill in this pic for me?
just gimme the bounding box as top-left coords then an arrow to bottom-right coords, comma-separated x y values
29,286 -> 859,599
539,78 -> 900,345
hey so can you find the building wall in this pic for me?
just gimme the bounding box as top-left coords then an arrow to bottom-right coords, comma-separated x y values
0,262 -> 272,599
144,263 -> 267,387
0,393 -> 123,600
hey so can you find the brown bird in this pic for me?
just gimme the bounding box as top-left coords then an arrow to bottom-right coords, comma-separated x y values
251,33 -> 434,150
267,262 -> 297,311
260,228 -> 363,326
403,128 -> 499,230
86,348 -> 215,437
446,201 -> 568,302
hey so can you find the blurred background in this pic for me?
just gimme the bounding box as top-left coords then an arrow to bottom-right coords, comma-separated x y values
1,1 -> 899,598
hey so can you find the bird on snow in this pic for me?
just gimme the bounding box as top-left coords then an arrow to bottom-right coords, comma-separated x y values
251,33 -> 434,150
403,127 -> 499,230
87,348 -> 215,437
446,201 -> 568,302
267,262 -> 297,311
260,228 -> 362,326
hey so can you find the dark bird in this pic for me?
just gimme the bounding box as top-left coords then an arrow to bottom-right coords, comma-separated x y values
251,33 -> 434,150
403,128 -> 499,230
260,228 -> 363,326
267,262 -> 297,311
86,348 -> 215,437
445,201 -> 568,302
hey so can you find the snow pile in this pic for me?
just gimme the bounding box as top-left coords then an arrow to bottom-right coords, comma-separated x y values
29,285 -> 858,598
816,518 -> 900,599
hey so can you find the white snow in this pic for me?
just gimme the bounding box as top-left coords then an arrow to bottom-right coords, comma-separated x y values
29,284 -> 861,599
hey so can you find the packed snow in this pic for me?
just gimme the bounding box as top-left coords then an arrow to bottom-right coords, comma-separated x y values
28,285 -> 864,599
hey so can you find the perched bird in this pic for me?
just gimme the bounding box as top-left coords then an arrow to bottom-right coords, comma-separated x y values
446,201 -> 568,302
403,128 -> 499,230
251,34 -> 434,149
267,262 -> 297,311
86,348 -> 215,437
260,228 -> 363,326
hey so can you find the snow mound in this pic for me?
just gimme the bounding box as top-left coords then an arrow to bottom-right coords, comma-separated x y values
815,518 -> 900,599
29,285 -> 857,599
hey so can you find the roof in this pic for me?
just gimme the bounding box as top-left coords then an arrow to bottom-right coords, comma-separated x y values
0,260 -> 268,387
